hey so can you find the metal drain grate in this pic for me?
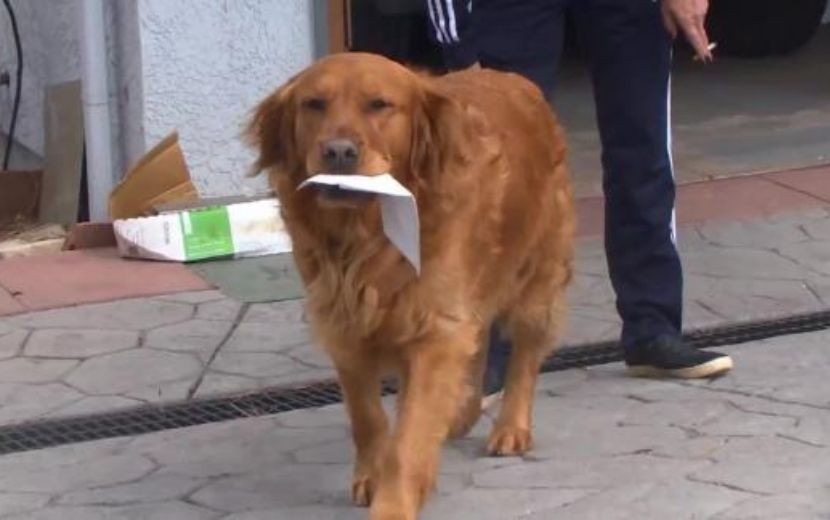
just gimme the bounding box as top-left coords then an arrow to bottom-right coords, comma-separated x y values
2,309 -> 830,456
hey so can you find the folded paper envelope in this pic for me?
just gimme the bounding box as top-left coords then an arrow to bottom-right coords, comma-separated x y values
298,174 -> 421,274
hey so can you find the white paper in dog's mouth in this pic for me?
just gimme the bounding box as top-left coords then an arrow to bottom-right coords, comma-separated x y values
298,174 -> 421,274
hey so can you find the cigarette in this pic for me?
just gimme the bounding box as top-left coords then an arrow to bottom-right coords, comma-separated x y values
693,42 -> 717,61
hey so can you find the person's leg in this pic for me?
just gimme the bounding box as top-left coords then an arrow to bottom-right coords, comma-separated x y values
475,0 -> 569,99
472,0 -> 571,402
574,0 -> 731,378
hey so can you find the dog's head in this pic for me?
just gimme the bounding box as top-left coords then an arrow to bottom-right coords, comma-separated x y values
247,53 -> 475,208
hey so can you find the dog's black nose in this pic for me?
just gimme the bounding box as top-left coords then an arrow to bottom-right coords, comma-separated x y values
321,139 -> 359,171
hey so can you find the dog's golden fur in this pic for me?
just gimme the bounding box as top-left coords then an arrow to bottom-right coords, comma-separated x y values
248,52 -> 574,520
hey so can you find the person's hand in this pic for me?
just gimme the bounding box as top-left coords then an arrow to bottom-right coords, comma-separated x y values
661,0 -> 713,62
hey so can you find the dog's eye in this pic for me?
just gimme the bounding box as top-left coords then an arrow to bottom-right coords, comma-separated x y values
302,98 -> 327,111
367,98 -> 392,112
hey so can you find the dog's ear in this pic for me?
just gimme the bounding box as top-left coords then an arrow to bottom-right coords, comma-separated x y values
245,78 -> 298,176
409,79 -> 481,191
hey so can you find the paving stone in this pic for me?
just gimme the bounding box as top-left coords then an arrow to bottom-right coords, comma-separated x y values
689,334 -> 830,408
283,343 -> 333,369
530,480 -> 748,520
698,219 -> 810,249
195,298 -> 243,321
293,438 -> 353,464
3,502 -> 219,520
194,367 -> 336,398
222,321 -> 312,353
276,403 -> 352,429
556,364 -> 681,399
613,397 -> 732,430
802,216 -> 830,241
683,247 -> 806,280
652,435 -> 731,461
189,464 -> 352,512
697,404 -> 799,437
783,413 -> 830,448
133,418 -> 344,478
573,255 -> 609,277
244,300 -> 306,324
207,351 -> 298,379
684,300 -> 730,329
0,452 -> 155,494
764,207 -> 830,224
434,472 -> 469,496
144,319 -> 233,361
58,473 -> 205,506
0,328 -> 28,359
0,438 -> 130,475
714,492 -> 830,519
566,273 -> 615,307
0,492 -> 52,517
193,372 -> 260,397
685,275 -> 820,322
65,349 -> 202,395
423,488 -> 591,520
675,226 -> 712,253
690,435 -> 829,495
561,314 -> 619,346
4,206 -> 830,518
0,318 -> 14,335
521,393 -> 690,459
45,395 -> 146,419
473,453 -> 710,490
24,329 -> 139,358
155,290 -> 225,304
8,299 -> 194,331
532,421 -> 688,460
223,506 -> 363,520
126,379 -> 198,404
803,275 -> 830,306
265,367 -> 337,387
567,303 -> 622,324
575,236 -> 606,258
0,358 -> 78,384
777,241 -> 830,277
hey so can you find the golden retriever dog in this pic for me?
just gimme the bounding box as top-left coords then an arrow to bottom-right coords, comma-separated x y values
248,52 -> 574,520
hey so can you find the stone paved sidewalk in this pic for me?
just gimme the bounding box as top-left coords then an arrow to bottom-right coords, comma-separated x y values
2,207 -> 830,427
0,331 -> 827,519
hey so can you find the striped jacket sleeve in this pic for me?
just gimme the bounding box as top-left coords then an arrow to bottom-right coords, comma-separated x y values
425,0 -> 478,70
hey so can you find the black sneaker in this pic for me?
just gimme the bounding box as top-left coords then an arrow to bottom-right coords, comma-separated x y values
625,336 -> 733,379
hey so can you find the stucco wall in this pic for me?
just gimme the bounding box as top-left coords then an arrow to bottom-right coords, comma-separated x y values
1,0 -> 315,200
0,0 -> 138,177
137,0 -> 315,196
0,0 -> 79,162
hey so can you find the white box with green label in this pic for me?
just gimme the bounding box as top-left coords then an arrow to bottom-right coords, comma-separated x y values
112,198 -> 292,262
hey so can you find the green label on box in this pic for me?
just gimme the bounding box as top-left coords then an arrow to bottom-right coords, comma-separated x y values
179,207 -> 234,261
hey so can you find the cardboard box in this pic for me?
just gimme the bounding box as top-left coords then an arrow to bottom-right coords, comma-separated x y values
109,132 -> 291,262
113,198 -> 292,262
109,133 -> 199,220
0,170 -> 42,223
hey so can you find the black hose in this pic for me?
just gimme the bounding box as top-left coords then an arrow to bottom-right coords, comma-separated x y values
2,0 -> 23,170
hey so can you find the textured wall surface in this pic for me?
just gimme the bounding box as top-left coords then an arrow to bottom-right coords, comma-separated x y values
1,0 -> 315,198
0,0 -> 80,160
138,0 -> 315,196
0,0 -> 139,177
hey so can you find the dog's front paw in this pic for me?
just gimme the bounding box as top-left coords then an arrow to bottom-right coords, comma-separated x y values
487,425 -> 533,456
352,473 -> 375,507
